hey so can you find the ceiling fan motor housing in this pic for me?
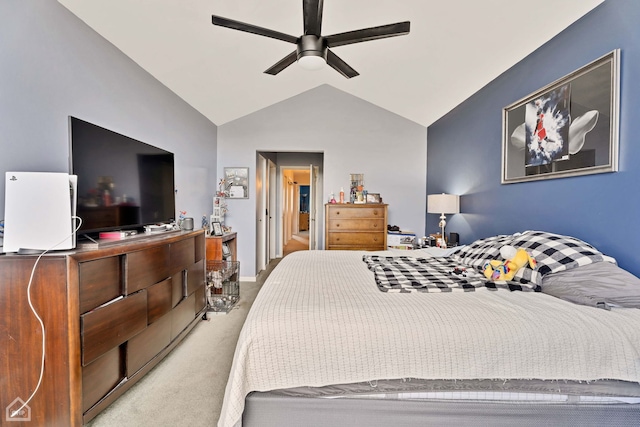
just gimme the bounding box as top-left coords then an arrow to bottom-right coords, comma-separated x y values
297,35 -> 327,60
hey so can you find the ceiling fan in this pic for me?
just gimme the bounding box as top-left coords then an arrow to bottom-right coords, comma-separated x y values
211,0 -> 410,78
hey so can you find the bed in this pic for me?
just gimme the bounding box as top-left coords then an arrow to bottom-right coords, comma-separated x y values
218,231 -> 640,427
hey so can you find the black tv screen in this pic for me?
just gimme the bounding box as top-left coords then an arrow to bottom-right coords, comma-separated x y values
69,117 -> 176,235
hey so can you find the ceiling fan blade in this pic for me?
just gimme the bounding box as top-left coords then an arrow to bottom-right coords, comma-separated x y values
326,49 -> 359,79
264,51 -> 298,75
325,21 -> 410,48
303,0 -> 323,36
212,15 -> 298,44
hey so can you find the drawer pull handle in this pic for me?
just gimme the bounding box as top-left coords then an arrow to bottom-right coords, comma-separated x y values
373,224 -> 377,228
336,224 -> 340,227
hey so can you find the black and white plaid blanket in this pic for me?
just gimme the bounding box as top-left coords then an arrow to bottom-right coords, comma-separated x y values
363,255 -> 539,293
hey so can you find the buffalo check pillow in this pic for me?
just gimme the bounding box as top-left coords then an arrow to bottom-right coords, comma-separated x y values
508,231 -> 615,286
451,234 -> 513,269
452,230 -> 615,287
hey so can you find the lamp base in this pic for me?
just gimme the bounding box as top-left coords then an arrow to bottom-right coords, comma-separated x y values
438,214 -> 447,248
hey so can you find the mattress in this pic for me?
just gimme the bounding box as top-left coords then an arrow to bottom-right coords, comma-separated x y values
218,249 -> 640,427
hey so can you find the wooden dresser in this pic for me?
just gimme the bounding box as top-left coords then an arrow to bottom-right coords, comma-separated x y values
325,203 -> 388,250
0,230 -> 206,426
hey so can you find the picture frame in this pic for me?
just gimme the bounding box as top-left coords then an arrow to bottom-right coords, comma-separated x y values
366,193 -> 381,203
224,167 -> 249,198
502,50 -> 620,184
211,221 -> 223,236
222,243 -> 231,257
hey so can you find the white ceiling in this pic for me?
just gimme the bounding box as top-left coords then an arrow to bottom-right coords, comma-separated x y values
57,0 -> 603,127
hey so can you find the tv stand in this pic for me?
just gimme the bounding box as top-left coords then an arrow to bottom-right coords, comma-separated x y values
0,229 -> 206,425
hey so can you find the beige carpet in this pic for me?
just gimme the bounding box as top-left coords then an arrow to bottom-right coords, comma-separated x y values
87,262 -> 277,427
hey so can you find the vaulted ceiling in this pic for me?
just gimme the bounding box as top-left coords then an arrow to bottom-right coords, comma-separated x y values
58,0 -> 603,127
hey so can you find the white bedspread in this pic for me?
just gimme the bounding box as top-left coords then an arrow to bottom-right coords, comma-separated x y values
218,250 -> 640,427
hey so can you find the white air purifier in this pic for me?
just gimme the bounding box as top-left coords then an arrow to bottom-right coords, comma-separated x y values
3,172 -> 78,253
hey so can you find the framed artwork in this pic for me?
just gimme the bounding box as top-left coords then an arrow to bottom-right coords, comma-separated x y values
224,167 -> 249,198
222,243 -> 231,257
366,193 -> 381,203
211,221 -> 223,236
502,50 -> 619,184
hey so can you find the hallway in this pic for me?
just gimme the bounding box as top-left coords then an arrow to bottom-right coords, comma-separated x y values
283,231 -> 309,256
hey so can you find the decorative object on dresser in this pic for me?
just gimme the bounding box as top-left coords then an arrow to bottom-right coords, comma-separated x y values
349,173 -> 364,204
211,221 -> 224,236
366,192 -> 381,203
325,203 -> 387,251
1,230 -> 206,426
427,193 -> 460,247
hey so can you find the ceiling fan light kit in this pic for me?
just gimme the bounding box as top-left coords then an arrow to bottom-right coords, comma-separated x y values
297,35 -> 326,70
211,0 -> 410,78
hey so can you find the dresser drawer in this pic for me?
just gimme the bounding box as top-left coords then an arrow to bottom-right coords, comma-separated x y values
127,313 -> 171,375
327,218 -> 385,232
171,238 -> 195,274
186,259 -> 205,296
82,346 -> 124,413
126,245 -> 170,294
327,206 -> 385,219
81,291 -> 148,366
79,257 -> 121,314
147,278 -> 173,324
327,232 -> 385,247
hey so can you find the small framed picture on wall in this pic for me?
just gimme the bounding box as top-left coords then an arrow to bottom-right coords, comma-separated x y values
224,167 -> 249,198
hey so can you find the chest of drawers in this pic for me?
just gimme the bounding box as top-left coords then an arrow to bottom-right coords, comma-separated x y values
325,203 -> 388,250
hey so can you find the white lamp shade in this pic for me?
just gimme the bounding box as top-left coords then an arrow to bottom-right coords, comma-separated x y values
427,193 -> 460,214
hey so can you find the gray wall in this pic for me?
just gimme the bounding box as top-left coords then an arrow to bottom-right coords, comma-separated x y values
0,1 -> 217,233
427,0 -> 640,276
219,85 -> 427,277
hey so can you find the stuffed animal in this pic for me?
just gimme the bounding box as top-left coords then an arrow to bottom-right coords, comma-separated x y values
483,245 -> 537,281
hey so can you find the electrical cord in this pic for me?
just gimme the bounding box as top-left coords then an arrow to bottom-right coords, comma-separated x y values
9,216 -> 82,419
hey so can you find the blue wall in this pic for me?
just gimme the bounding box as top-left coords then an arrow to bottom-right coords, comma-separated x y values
427,0 -> 640,276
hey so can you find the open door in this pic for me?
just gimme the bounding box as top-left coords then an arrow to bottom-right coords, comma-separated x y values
308,164 -> 318,250
268,160 -> 277,260
256,154 -> 267,273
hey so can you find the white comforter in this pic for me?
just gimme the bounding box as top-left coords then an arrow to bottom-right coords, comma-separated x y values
218,250 -> 640,427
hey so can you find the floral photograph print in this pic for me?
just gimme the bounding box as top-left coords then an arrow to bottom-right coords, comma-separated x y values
525,84 -> 570,167
502,50 -> 619,184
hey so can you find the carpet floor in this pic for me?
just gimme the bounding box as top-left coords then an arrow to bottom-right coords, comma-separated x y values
86,260 -> 279,427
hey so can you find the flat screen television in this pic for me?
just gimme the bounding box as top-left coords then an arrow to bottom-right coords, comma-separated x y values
69,116 -> 176,236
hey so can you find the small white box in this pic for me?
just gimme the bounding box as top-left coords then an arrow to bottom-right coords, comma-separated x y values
387,232 -> 415,249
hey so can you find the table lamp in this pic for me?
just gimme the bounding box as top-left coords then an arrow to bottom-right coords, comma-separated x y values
427,193 -> 460,246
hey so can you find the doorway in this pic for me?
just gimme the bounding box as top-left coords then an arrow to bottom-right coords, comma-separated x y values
256,152 -> 323,275
282,169 -> 310,256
